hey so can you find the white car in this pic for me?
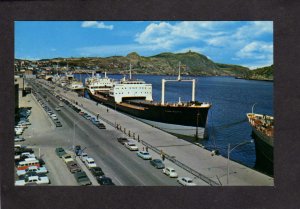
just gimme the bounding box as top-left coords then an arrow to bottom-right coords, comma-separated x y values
80,152 -> 88,161
15,152 -> 36,160
55,107 -> 61,111
15,124 -> 28,129
163,167 -> 178,178
124,141 -> 139,151
15,175 -> 50,186
137,151 -> 152,160
15,144 -> 26,149
51,114 -> 58,120
16,166 -> 48,176
15,128 -> 24,135
14,137 -> 25,142
19,121 -> 31,126
62,154 -> 74,163
177,177 -> 197,186
84,157 -> 97,169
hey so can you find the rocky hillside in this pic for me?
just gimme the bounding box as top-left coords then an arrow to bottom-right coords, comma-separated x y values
246,65 -> 274,81
18,51 -> 253,76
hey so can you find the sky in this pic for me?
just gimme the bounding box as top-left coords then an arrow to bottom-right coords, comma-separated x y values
15,21 -> 273,69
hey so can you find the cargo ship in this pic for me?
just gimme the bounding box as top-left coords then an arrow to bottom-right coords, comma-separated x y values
247,113 -> 274,175
85,65 -> 211,139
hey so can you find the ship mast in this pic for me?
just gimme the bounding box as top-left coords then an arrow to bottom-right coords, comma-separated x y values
161,62 -> 196,105
177,62 -> 181,81
129,63 -> 132,80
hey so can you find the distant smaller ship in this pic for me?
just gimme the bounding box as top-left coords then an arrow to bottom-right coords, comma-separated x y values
85,72 -> 115,94
66,80 -> 84,91
247,113 -> 274,175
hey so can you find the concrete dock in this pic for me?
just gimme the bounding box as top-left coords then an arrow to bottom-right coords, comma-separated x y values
43,80 -> 274,186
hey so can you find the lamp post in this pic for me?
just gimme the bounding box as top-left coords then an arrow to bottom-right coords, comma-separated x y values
227,140 -> 253,185
73,120 -> 81,151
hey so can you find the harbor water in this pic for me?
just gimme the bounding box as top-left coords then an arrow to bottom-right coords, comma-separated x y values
74,74 -> 273,170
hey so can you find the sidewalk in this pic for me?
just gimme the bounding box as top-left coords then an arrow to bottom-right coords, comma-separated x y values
44,81 -> 274,186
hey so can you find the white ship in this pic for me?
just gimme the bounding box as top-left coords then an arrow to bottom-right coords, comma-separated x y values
85,72 -> 115,94
86,64 -> 211,139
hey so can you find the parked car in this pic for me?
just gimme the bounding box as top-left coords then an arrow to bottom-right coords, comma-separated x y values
62,154 -> 74,164
55,147 -> 67,158
14,137 -> 25,142
97,176 -> 115,186
15,128 -> 24,135
84,114 -> 92,120
15,148 -> 33,156
14,144 -> 26,149
54,121 -> 62,127
124,141 -> 139,151
15,175 -> 50,186
150,159 -> 165,169
96,123 -> 106,129
84,157 -> 97,169
16,165 -> 48,177
177,177 -> 197,186
15,152 -> 36,161
117,137 -> 129,145
74,171 -> 91,186
91,118 -> 100,125
90,167 -> 105,177
137,151 -> 152,160
66,161 -> 81,173
79,152 -> 88,161
51,114 -> 58,120
18,121 -> 31,126
163,167 -> 178,178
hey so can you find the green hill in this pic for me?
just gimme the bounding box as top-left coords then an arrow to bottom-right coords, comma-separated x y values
16,51 -> 255,77
246,65 -> 274,81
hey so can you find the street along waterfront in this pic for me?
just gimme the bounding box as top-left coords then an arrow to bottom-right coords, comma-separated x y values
75,74 -> 273,175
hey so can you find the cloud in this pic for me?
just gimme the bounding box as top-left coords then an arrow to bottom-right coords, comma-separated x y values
234,21 -> 273,39
135,21 -> 222,50
236,41 -> 273,59
135,22 -> 175,49
81,21 -> 114,30
78,21 -> 273,68
18,56 -> 41,61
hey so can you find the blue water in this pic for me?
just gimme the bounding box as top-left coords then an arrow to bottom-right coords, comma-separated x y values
74,73 -> 273,168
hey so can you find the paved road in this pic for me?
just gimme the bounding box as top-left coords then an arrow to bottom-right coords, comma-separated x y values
27,80 -> 181,186
35,78 -> 274,186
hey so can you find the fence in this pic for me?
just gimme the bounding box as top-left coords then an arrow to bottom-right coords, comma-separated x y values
59,89 -> 221,186
139,140 -> 220,186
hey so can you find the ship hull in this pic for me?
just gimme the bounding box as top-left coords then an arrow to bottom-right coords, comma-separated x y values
88,91 -> 210,139
252,128 -> 274,176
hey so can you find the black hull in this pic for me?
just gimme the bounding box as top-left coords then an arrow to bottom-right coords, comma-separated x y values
88,91 -> 210,128
252,128 -> 274,176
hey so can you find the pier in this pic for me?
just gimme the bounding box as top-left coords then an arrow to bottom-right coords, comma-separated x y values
36,79 -> 273,186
